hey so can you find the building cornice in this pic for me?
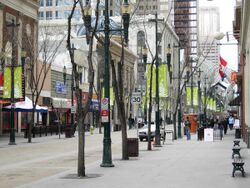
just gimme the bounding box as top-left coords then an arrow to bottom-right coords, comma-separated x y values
0,0 -> 38,20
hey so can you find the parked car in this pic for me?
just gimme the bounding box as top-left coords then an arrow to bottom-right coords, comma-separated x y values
138,123 -> 165,141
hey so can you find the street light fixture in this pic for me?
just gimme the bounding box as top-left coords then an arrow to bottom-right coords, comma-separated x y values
7,19 -> 19,145
83,1 -> 92,45
83,0 -> 130,167
122,0 -> 131,44
101,0 -> 131,167
142,45 -> 148,123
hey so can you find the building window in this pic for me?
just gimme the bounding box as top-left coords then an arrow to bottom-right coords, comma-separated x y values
39,0 -> 44,7
46,11 -> 53,20
46,0 -> 52,6
64,0 -> 73,5
38,11 -> 44,20
55,11 -> 63,19
56,0 -> 63,6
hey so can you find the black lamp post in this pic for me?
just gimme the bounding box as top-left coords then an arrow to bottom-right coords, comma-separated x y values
83,1 -> 92,45
142,45 -> 148,123
197,69 -> 202,129
166,44 -> 171,124
7,19 -> 19,145
122,1 -> 130,44
142,45 -> 148,65
100,0 -> 131,167
83,0 -> 130,167
166,44 -> 172,83
63,65 -> 66,85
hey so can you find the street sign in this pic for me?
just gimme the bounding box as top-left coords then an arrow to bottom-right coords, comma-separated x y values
101,98 -> 109,122
101,98 -> 109,109
71,106 -> 76,114
131,92 -> 142,104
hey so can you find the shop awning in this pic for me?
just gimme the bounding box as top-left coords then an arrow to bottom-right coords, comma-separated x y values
3,97 -> 48,112
228,96 -> 241,106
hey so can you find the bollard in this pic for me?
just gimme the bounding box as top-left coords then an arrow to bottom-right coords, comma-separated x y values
90,125 -> 94,135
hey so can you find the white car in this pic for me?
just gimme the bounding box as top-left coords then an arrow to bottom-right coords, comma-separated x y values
138,123 -> 165,141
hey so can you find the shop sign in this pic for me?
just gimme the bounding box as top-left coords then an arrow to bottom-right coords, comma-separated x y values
55,81 -> 66,94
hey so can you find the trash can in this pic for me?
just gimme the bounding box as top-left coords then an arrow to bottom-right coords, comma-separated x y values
65,125 -> 72,138
197,127 -> 204,141
127,138 -> 139,157
235,128 -> 241,139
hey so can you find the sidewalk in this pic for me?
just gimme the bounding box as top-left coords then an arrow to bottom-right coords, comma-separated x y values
16,129 -> 250,188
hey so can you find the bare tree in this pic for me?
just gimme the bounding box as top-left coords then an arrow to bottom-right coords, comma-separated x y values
67,0 -> 100,177
21,18 -> 65,143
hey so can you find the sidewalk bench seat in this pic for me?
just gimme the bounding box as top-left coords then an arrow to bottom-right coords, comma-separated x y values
232,146 -> 241,159
233,139 -> 240,147
232,158 -> 245,177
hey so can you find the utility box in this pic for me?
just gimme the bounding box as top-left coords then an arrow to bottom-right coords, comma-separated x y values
127,138 -> 139,157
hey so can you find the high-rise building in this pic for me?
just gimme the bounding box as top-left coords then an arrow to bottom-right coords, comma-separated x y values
174,0 -> 198,58
38,0 -> 122,21
135,0 -> 171,19
199,6 -> 220,64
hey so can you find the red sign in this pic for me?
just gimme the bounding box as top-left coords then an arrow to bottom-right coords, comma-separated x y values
101,110 -> 109,116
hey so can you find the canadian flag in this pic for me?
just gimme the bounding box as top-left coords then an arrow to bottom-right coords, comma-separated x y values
219,56 -> 228,81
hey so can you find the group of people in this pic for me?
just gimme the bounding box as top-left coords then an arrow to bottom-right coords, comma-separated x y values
208,115 -> 236,134
184,114 -> 239,140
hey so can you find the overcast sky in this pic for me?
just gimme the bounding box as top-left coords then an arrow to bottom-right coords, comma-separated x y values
199,0 -> 238,71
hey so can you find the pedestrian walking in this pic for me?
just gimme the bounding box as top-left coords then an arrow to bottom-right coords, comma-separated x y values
222,117 -> 228,135
218,119 -> 224,140
228,115 -> 235,130
184,117 -> 191,140
128,114 -> 133,129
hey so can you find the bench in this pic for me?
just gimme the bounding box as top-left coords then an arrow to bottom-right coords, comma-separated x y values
232,158 -> 245,177
233,139 -> 240,147
232,146 -> 241,159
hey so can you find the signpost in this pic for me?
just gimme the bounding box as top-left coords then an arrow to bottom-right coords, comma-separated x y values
101,98 -> 109,122
131,92 -> 142,104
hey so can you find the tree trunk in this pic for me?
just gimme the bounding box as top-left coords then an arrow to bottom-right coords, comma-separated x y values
120,101 -> 128,160
77,117 -> 85,177
173,113 -> 177,140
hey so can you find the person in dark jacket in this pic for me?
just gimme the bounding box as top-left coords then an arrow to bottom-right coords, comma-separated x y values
222,117 -> 228,135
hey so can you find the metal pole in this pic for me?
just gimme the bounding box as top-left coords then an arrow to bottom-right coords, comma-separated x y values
101,0 -> 114,167
9,19 -> 17,145
177,47 -> 182,138
191,68 -> 193,112
204,78 -> 207,126
71,68 -> 74,136
154,13 -> 161,147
